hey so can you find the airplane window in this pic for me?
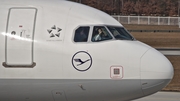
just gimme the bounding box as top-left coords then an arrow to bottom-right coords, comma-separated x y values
91,26 -> 112,42
107,26 -> 134,40
74,27 -> 90,42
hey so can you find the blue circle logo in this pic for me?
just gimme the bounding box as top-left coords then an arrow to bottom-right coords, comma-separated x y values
72,51 -> 92,72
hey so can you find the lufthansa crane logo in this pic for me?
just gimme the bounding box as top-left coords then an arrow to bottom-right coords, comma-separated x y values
72,51 -> 92,72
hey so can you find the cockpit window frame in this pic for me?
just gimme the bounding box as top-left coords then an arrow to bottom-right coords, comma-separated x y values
73,26 -> 91,43
91,26 -> 114,42
106,25 -> 135,41
73,25 -> 135,44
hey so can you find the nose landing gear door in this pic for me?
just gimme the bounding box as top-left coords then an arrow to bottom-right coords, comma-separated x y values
3,7 -> 37,68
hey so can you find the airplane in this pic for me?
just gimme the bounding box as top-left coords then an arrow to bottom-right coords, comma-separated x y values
0,0 -> 174,101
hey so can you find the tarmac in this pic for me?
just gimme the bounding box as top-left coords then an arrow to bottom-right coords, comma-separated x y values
133,92 -> 180,101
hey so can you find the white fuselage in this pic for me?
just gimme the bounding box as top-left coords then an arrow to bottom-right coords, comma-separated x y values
0,0 -> 174,101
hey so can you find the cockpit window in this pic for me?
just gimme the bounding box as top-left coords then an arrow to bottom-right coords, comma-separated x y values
107,26 -> 134,40
91,26 -> 112,42
74,27 -> 90,42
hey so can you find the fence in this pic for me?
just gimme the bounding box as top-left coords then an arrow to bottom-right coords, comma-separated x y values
112,16 -> 180,27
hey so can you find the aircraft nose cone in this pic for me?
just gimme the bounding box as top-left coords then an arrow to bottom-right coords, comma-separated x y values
140,48 -> 174,96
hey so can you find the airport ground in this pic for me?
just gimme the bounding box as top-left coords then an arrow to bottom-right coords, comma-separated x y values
133,91 -> 180,101
123,24 -> 180,91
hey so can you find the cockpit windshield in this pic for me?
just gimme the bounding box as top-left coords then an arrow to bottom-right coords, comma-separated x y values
107,26 -> 134,41
91,26 -> 113,42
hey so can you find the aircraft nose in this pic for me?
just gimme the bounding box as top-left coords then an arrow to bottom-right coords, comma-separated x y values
140,48 -> 174,96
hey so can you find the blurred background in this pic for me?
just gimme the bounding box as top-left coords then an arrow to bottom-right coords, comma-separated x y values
70,0 -> 179,16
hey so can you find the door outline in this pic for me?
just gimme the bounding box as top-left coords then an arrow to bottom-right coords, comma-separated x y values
3,7 -> 37,68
